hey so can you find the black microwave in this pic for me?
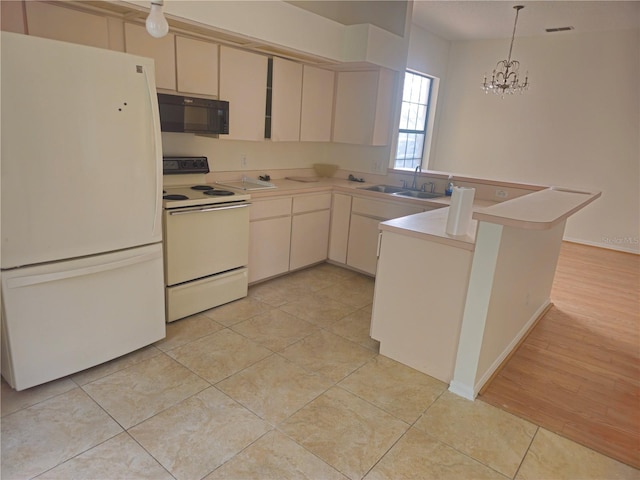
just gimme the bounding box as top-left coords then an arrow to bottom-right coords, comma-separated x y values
157,93 -> 229,135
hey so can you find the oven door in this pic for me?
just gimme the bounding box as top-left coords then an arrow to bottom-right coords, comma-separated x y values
164,202 -> 250,286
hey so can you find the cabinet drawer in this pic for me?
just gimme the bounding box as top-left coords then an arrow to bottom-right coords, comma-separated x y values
249,197 -> 292,221
292,193 -> 332,214
351,197 -> 422,220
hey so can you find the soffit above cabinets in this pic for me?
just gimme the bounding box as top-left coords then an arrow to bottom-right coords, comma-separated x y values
81,0 -> 340,66
285,0 -> 409,37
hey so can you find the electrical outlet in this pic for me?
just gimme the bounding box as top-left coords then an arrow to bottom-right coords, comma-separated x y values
495,189 -> 508,199
241,154 -> 247,168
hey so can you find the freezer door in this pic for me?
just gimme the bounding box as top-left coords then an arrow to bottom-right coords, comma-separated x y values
1,32 -> 163,269
1,244 -> 166,391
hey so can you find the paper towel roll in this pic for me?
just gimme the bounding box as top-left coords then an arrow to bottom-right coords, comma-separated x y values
446,186 -> 475,236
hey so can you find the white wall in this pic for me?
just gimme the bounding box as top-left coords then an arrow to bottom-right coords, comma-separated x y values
411,28 -> 640,253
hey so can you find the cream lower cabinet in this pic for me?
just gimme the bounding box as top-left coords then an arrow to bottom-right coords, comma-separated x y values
290,193 -> 332,270
346,197 -> 424,275
249,193 -> 332,283
328,193 -> 352,263
248,197 -> 292,283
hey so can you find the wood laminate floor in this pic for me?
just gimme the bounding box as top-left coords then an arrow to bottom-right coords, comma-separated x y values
480,241 -> 640,468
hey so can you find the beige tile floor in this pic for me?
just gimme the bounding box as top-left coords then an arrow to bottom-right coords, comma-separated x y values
2,263 -> 638,480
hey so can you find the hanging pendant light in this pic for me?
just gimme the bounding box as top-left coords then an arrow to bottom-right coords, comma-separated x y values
146,0 -> 169,38
482,5 -> 529,97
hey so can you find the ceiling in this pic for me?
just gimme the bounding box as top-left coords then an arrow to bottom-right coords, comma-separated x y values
411,1 -> 640,41
288,1 -> 640,41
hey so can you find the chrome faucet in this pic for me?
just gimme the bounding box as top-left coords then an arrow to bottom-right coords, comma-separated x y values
421,181 -> 435,193
411,165 -> 421,190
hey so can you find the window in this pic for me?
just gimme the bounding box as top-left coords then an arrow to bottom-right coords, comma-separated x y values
394,71 -> 433,170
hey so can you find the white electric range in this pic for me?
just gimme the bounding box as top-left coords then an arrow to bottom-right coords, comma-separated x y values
162,156 -> 251,322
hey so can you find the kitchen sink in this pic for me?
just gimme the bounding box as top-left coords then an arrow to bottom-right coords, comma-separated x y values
358,185 -> 407,194
391,190 -> 443,199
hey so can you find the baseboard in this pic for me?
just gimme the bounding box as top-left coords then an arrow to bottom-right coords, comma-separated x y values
563,236 -> 639,255
478,302 -> 553,396
472,299 -> 552,398
448,380 -> 476,401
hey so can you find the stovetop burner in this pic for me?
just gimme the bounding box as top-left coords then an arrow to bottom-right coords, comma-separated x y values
203,189 -> 234,196
163,194 -> 189,200
162,182 -> 248,208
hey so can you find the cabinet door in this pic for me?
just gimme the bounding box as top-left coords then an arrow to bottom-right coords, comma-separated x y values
271,57 -> 302,142
176,36 -> 218,96
249,217 -> 291,283
347,214 -> 381,276
328,193 -> 352,264
124,23 -> 176,91
333,69 -> 395,146
372,68 -> 395,146
290,210 -> 330,271
300,65 -> 334,142
219,46 -> 268,141
25,2 -> 109,49
333,71 -> 378,145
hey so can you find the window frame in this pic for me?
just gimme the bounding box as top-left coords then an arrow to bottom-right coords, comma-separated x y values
393,70 -> 435,171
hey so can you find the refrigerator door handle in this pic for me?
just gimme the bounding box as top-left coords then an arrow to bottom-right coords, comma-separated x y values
143,65 -> 163,239
6,250 -> 162,289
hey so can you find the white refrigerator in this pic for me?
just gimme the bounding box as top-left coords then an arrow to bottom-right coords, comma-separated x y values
1,32 -> 166,390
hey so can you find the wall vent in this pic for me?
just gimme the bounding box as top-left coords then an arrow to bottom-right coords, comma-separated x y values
545,26 -> 575,33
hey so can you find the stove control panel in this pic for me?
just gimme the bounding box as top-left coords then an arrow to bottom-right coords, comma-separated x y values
163,156 -> 210,174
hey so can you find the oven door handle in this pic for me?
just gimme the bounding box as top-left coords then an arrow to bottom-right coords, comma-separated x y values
168,203 -> 251,215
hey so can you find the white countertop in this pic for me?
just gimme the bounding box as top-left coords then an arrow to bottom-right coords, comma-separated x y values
473,187 -> 601,230
379,207 -> 478,251
215,175 -> 600,248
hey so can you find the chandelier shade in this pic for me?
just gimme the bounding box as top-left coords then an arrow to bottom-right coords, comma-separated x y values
482,5 -> 529,96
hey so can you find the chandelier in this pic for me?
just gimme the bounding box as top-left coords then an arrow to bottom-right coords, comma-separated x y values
482,5 -> 529,96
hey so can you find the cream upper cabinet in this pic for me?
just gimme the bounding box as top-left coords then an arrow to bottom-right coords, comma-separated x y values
124,23 -> 176,91
176,36 -> 219,97
24,2 -> 109,49
2,1 -> 26,34
300,65 -> 335,142
219,46 -> 268,141
271,57 -> 303,142
333,68 -> 396,146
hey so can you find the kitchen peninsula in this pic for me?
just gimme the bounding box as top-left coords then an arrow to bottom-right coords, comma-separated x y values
370,186 -> 601,400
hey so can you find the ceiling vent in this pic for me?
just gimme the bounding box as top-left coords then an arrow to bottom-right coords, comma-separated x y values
545,26 -> 575,33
